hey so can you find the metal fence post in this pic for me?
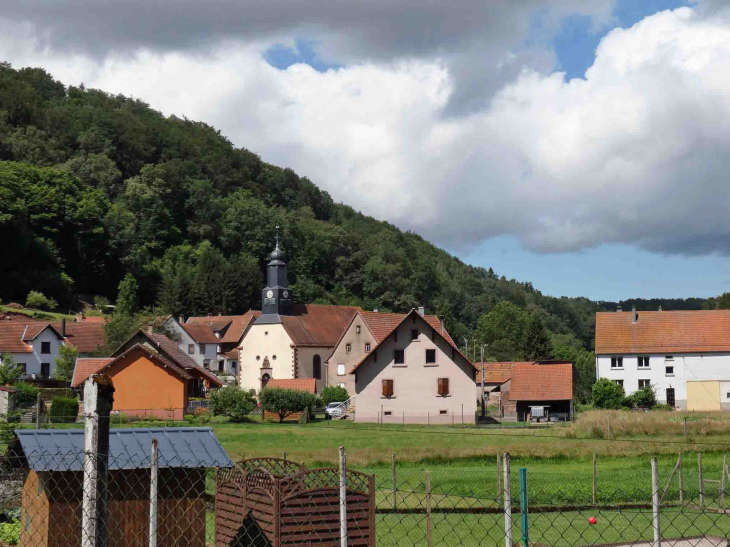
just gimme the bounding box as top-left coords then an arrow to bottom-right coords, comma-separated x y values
592,452 -> 597,505
426,471 -> 432,547
149,438 -> 158,547
496,453 -> 501,505
698,453 -> 704,508
651,458 -> 661,547
36,393 -> 41,428
504,453 -> 512,547
678,452 -> 684,504
82,375 -> 114,547
339,446 -> 347,547
391,452 -> 397,511
721,454 -> 727,510
519,468 -> 529,547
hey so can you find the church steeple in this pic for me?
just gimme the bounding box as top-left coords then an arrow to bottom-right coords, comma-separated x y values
261,227 -> 293,316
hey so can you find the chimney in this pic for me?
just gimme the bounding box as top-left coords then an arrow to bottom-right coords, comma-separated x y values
418,306 -> 425,317
207,312 -> 211,317
147,324 -> 153,333
218,312 -> 222,316
61,318 -> 66,338
616,306 -> 622,312
632,306 -> 638,324
179,315 -> 184,324
658,305 -> 662,311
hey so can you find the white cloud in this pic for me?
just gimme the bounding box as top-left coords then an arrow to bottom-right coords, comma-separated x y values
3,4 -> 730,255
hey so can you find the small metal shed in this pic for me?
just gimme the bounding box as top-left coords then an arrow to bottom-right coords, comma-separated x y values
9,427 -> 233,547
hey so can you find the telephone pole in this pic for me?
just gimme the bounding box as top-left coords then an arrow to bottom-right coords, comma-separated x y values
480,344 -> 486,419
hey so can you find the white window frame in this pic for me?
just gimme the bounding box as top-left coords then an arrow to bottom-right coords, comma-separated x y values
337,364 -> 346,376
346,343 -> 352,354
637,356 -> 650,369
638,379 -> 651,389
611,356 -> 624,370
614,379 -> 624,387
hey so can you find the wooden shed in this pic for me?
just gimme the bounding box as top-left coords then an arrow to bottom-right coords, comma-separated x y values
216,458 -> 375,547
8,427 -> 233,547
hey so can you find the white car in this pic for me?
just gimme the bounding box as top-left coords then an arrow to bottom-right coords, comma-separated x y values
325,402 -> 344,419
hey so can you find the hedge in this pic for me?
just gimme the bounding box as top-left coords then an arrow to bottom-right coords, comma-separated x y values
49,397 -> 79,423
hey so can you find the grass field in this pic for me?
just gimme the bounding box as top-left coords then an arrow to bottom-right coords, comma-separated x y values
0,304 -> 75,321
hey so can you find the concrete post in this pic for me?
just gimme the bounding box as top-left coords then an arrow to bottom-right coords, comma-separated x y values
149,438 -> 158,547
340,446 -> 347,547
82,375 -> 115,547
651,458 -> 661,547
504,453 -> 512,547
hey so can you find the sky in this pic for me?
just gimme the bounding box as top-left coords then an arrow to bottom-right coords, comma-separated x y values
2,0 -> 730,301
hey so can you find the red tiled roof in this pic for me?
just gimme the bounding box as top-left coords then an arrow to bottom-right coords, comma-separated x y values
23,323 -> 63,341
222,350 -> 239,360
596,310 -> 730,354
280,305 -> 361,347
474,362 -> 525,384
187,311 -> 262,344
144,332 -> 223,387
266,378 -> 317,393
71,358 -> 114,388
179,322 -> 219,344
0,324 -> 34,353
52,322 -> 106,353
0,385 -> 17,393
508,362 -> 574,401
351,309 -> 472,372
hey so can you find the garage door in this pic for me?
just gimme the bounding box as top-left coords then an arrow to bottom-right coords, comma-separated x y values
686,381 -> 721,411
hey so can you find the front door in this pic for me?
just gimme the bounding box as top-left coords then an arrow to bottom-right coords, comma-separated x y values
666,387 -> 676,408
41,363 -> 50,378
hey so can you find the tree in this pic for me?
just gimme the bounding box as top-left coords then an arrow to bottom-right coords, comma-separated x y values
522,314 -> 553,361
592,378 -> 625,409
54,345 -> 78,383
0,353 -> 22,385
322,386 -> 349,406
476,301 -> 530,361
209,386 -> 256,422
25,290 -> 57,311
260,388 -> 317,424
552,344 -> 596,403
627,386 -> 657,409
115,273 -> 139,316
13,381 -> 39,405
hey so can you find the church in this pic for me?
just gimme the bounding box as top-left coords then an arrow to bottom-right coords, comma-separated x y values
237,241 -> 360,394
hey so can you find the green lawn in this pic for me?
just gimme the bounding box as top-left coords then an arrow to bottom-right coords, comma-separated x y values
0,304 -> 75,321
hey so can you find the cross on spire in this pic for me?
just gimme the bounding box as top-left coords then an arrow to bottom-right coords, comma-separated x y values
275,224 -> 280,248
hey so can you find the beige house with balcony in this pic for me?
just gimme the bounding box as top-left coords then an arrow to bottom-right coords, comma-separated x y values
351,309 -> 476,424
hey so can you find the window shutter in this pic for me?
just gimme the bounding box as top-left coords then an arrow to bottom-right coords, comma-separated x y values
437,378 -> 444,396
444,378 -> 449,396
382,379 -> 394,397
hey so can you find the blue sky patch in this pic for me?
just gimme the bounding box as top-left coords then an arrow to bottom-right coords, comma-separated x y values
263,39 -> 340,72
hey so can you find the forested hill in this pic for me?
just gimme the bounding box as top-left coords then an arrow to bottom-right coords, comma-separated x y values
0,63 -> 708,353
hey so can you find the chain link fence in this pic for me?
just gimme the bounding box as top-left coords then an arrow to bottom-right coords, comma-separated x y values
3,442 -> 730,547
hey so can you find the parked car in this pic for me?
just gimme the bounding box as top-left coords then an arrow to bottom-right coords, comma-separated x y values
325,402 -> 344,420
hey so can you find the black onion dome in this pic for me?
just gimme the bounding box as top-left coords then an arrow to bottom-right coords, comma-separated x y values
269,245 -> 286,262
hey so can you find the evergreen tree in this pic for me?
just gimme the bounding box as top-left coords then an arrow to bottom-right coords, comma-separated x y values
522,314 -> 553,361
116,273 -> 139,316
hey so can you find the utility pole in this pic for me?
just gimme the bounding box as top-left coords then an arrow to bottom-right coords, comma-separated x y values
480,344 -> 486,419
462,337 -> 469,363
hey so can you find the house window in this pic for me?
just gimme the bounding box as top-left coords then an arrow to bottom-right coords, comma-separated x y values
338,382 -> 346,389
203,360 -> 210,370
384,411 -> 392,416
437,378 -> 450,396
611,357 -> 623,369
614,380 -> 623,387
188,344 -> 195,355
313,355 -> 322,380
41,363 -> 50,378
638,379 -> 651,389
199,344 -> 206,354
356,325 -> 361,335
394,349 -> 405,365
411,329 -> 419,341
440,410 -> 447,415
665,366 -> 674,376
365,343 -> 371,352
346,343 -> 352,354
426,349 -> 436,364
382,379 -> 394,398
638,356 -> 650,369
337,364 -> 346,376
41,342 -> 51,354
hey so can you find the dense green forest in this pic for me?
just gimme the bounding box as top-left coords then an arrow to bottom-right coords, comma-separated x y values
0,62 -> 714,394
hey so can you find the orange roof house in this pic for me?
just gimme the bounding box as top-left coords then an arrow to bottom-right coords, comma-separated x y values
595,310 -> 730,354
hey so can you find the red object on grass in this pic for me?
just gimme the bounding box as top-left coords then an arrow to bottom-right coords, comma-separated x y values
588,517 -> 598,525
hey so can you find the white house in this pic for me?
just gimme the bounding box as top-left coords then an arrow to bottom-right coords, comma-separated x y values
162,316 -> 220,371
0,323 -> 64,380
596,308 -> 730,410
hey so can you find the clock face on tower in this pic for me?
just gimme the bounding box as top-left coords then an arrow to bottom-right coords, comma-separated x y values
266,290 -> 274,299
283,290 -> 289,299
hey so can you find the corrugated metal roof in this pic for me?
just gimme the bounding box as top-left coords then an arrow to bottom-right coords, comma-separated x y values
13,427 -> 233,472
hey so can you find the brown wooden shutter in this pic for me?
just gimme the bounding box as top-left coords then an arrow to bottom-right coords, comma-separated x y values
382,379 -> 394,398
443,378 -> 449,396
437,378 -> 449,396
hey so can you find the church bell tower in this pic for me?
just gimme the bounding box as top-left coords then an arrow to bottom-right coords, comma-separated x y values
261,227 -> 293,316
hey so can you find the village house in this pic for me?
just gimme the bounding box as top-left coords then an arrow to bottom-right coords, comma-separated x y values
474,362 -> 516,408
162,316 -> 221,371
505,361 -> 575,422
351,309 -> 476,424
72,329 -> 223,418
596,307 -> 730,410
237,243 -> 359,394
326,309 -> 450,399
0,319 -> 106,382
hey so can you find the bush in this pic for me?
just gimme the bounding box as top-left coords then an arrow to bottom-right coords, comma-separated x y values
592,378 -> 626,409
322,386 -> 349,406
210,387 -> 256,422
13,381 -> 39,405
260,388 -> 317,423
626,386 -> 657,409
49,397 -> 79,423
93,295 -> 110,310
25,291 -> 57,311
0,353 -> 22,385
652,404 -> 673,411
0,521 -> 20,545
